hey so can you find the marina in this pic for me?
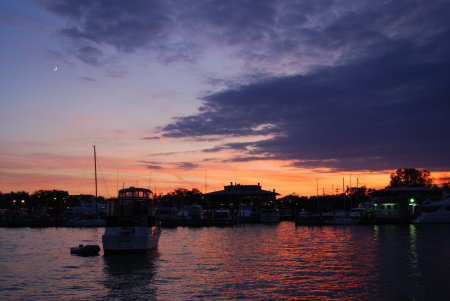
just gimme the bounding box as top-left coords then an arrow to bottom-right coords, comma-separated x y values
1,223 -> 450,300
3,196 -> 450,228
2,0 -> 450,300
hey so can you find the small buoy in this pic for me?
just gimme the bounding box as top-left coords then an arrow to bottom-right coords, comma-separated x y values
70,244 -> 100,256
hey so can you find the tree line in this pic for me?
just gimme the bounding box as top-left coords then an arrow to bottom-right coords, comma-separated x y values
1,168 -> 448,210
0,190 -> 106,211
388,168 -> 449,188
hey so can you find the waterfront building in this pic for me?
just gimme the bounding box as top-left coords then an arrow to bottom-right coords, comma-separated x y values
205,183 -> 279,212
370,187 -> 443,222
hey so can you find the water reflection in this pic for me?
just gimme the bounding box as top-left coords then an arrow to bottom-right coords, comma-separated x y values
372,224 -> 450,301
157,224 -> 380,300
2,224 -> 450,300
408,224 -> 420,279
102,252 -> 159,300
280,225 -> 380,300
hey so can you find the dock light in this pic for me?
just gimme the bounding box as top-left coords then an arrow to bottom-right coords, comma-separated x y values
409,198 -> 416,214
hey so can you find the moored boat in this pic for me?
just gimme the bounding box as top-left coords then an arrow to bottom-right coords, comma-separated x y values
212,209 -> 233,225
324,216 -> 359,225
260,207 -> 280,223
65,216 -> 106,227
324,210 -> 361,225
102,187 -> 161,254
412,198 -> 450,224
237,206 -> 258,223
70,244 -> 100,256
295,210 -> 311,225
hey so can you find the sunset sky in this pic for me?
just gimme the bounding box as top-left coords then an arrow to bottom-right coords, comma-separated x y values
1,0 -> 449,197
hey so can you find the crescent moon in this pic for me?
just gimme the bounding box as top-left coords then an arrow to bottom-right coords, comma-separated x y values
53,66 -> 58,72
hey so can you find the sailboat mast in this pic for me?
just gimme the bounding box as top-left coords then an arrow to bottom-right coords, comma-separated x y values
94,145 -> 98,213
316,178 -> 320,213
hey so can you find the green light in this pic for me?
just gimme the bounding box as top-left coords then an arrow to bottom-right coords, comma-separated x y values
409,198 -> 415,203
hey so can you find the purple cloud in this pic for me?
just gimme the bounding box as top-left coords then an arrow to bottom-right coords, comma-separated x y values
161,1 -> 450,172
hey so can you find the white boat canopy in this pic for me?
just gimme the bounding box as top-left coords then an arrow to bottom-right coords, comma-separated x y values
423,198 -> 450,207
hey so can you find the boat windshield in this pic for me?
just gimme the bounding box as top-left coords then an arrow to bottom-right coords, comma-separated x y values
107,199 -> 151,217
118,189 -> 150,198
105,198 -> 156,227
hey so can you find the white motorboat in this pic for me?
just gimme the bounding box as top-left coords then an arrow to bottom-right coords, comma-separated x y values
67,146 -> 106,228
212,209 -> 233,225
237,206 -> 258,223
156,205 -> 178,221
324,210 -> 360,225
295,210 -> 311,225
412,198 -> 450,224
176,204 -> 204,221
260,208 -> 280,223
102,187 -> 161,254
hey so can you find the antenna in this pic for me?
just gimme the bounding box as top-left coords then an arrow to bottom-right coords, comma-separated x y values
316,178 -> 319,197
316,178 -> 320,213
204,170 -> 207,193
148,168 -> 152,191
93,145 -> 98,213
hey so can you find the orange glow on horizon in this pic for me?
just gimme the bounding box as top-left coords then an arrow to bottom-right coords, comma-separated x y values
1,145 -> 448,198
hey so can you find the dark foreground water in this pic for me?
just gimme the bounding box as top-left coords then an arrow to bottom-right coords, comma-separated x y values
1,223 -> 450,300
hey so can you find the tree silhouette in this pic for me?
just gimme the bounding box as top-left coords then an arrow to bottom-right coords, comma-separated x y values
388,168 -> 433,188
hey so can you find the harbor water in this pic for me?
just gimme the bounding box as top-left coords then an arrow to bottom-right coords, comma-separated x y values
1,222 -> 450,300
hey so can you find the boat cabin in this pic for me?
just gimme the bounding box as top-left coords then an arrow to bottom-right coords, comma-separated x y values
105,187 -> 156,227
118,188 -> 151,198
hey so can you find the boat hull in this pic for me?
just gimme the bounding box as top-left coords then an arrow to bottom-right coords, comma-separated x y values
412,212 -> 450,224
66,218 -> 106,227
324,217 -> 359,225
260,214 -> 280,223
102,226 -> 160,254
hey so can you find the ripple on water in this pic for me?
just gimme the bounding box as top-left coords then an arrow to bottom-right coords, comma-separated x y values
2,224 -> 450,300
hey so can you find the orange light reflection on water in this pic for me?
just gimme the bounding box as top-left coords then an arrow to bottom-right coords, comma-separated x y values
158,223 -> 380,300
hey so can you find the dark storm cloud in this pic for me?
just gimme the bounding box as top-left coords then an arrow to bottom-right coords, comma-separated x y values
162,0 -> 450,172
